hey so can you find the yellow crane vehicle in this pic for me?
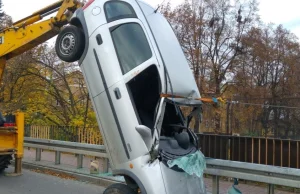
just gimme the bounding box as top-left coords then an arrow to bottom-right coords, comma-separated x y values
0,0 -> 83,175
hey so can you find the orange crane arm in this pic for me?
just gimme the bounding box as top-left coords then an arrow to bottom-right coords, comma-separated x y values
160,94 -> 225,105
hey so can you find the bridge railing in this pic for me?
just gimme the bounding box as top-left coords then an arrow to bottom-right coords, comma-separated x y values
25,125 -> 103,145
198,133 -> 300,169
24,137 -> 300,194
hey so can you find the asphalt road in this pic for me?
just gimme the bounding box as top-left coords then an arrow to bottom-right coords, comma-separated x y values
0,167 -> 106,194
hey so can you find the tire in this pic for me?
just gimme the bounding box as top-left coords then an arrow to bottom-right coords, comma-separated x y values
55,25 -> 85,63
104,183 -> 137,194
0,155 -> 12,173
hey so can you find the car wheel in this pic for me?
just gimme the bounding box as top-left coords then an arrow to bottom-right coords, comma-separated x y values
55,25 -> 85,62
103,183 -> 137,194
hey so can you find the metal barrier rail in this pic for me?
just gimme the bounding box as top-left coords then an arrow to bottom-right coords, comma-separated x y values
24,138 -> 300,194
205,158 -> 300,194
24,137 -> 109,171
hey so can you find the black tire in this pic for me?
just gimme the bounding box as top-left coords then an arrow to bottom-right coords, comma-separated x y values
0,155 -> 12,173
104,183 -> 137,194
55,25 -> 85,63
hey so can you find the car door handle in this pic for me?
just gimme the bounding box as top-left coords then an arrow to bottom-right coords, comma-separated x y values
114,88 -> 122,100
96,34 -> 103,45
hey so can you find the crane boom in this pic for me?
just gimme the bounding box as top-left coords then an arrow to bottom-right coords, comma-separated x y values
0,0 -> 83,81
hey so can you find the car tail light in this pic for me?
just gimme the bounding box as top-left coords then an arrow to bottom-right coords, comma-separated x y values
83,0 -> 95,10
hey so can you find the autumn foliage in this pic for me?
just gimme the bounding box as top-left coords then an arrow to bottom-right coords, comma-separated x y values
0,44 -> 96,127
1,1 -> 300,139
161,0 -> 300,139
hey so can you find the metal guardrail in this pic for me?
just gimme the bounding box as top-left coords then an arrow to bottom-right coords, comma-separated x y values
205,158 -> 300,194
24,137 -> 109,171
24,138 -> 300,194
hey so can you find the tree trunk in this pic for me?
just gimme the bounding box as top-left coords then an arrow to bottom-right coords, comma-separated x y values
214,79 -> 221,133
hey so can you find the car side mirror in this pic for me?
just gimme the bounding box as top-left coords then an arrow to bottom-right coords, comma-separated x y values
136,125 -> 152,151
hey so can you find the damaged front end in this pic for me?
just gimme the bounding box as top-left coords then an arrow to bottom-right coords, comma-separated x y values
151,98 -> 207,194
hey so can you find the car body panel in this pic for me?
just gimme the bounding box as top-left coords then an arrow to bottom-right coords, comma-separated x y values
72,0 -> 206,193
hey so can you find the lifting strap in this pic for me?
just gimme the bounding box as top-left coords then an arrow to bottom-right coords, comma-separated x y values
160,94 -> 225,105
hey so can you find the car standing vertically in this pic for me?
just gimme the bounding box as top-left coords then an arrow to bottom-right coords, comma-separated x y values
55,0 -> 207,193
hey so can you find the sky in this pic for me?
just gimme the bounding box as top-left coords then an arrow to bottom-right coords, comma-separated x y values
2,0 -> 300,39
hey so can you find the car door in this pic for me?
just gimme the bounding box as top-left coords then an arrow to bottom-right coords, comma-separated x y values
91,0 -> 164,164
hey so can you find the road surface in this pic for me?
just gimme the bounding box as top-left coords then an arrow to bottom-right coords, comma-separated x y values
0,167 -> 106,194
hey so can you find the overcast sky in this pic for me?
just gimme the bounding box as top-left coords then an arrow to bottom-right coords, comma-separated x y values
2,0 -> 300,39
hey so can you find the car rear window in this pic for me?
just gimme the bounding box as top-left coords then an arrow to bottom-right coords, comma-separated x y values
105,1 -> 137,23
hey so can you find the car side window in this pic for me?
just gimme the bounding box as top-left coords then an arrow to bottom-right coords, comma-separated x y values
105,1 -> 137,23
111,23 -> 152,74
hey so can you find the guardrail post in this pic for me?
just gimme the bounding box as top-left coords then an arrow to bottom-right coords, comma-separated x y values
36,148 -> 41,161
55,151 -> 61,165
212,175 -> 219,194
102,158 -> 109,173
267,184 -> 274,194
77,154 -> 83,168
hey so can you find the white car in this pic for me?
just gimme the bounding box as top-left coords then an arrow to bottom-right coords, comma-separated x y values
55,0 -> 206,193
